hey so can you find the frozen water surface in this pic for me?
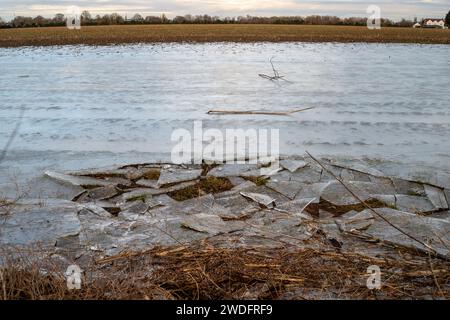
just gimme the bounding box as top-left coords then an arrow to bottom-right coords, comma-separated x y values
0,42 -> 449,193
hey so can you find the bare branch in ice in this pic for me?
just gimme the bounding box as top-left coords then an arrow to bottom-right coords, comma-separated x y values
207,107 -> 314,116
0,107 -> 25,164
258,57 -> 292,83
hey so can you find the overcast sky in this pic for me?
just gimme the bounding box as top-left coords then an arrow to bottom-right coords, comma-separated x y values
0,0 -> 448,21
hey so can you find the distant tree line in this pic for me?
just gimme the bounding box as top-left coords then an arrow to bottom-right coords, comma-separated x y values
0,11 -> 438,29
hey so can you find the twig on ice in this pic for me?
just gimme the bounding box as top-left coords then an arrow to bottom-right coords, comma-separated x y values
207,107 -> 314,116
259,57 -> 292,83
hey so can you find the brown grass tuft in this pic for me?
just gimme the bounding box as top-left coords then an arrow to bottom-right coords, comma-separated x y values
310,198 -> 394,216
142,169 -> 161,181
168,177 -> 233,201
244,176 -> 269,186
1,244 -> 449,300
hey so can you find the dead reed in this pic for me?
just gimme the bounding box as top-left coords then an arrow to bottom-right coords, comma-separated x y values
1,243 -> 448,300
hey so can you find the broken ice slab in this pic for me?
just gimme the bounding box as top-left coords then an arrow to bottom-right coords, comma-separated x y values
444,189 -> 450,205
340,169 -> 371,182
120,201 -> 149,215
21,175 -> 85,201
150,194 -> 177,207
79,203 -> 114,218
240,192 -> 276,209
101,177 -> 132,187
157,168 -> 202,186
391,178 -> 426,196
0,200 -> 81,247
147,194 -> 219,218
66,166 -> 131,178
181,213 -> 244,235
279,159 -> 307,173
227,176 -> 248,186
45,170 -> 116,188
335,210 -> 375,232
136,179 -> 160,188
406,171 -> 450,190
120,181 -> 198,202
144,197 -> 163,209
424,185 -> 448,210
378,165 -> 450,190
395,195 -> 435,214
319,222 -> 343,246
275,198 -> 316,219
207,164 -> 258,178
81,200 -> 121,215
361,208 -> 450,258
429,210 -> 450,221
229,180 -> 257,192
281,166 -> 322,184
237,184 -> 290,205
371,195 -> 396,208
294,182 -> 330,204
320,181 -> 395,206
317,164 -> 343,183
167,194 -> 236,220
213,194 -> 260,219
266,180 -> 303,200
244,210 -> 316,242
120,188 -> 157,202
75,185 -> 119,202
327,159 -> 386,177
125,167 -> 161,181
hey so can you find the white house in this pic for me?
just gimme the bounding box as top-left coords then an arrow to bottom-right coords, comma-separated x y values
422,18 -> 445,28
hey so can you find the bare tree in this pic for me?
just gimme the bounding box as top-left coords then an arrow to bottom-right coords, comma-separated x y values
110,13 -> 124,24
1,13 -> 429,28
145,16 -> 162,24
12,16 -> 33,28
33,15 -> 46,27
173,16 -> 186,23
81,10 -> 92,24
53,13 -> 65,23
132,13 -> 143,23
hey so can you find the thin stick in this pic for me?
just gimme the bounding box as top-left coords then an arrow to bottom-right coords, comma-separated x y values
0,107 -> 25,164
305,151 -> 441,259
427,249 -> 444,297
258,56 -> 292,83
270,56 -> 279,78
207,107 -> 314,116
0,269 -> 6,300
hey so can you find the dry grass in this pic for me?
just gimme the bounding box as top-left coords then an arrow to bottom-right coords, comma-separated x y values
309,199 -> 394,216
0,25 -> 449,47
244,176 -> 269,186
168,177 -> 233,201
201,163 -> 219,176
1,243 -> 449,300
142,169 -> 161,181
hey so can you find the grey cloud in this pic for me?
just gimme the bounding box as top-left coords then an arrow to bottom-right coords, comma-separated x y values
0,0 -> 448,20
